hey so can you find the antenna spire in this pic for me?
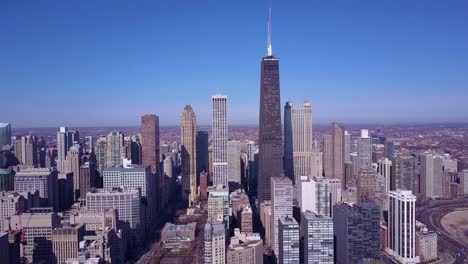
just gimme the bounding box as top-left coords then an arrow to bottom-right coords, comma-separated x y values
267,8 -> 272,56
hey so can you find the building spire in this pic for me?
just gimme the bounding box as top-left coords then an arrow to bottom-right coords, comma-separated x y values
267,8 -> 272,56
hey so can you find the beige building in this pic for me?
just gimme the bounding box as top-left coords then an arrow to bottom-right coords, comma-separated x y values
227,229 -> 263,264
204,222 -> 225,264
181,105 -> 197,204
259,201 -> 271,247
8,209 -> 60,263
53,223 -> 85,264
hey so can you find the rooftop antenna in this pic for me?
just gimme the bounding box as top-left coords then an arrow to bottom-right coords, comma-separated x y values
267,8 -> 273,56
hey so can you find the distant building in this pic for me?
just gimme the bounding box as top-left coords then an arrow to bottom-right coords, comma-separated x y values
344,131 -> 351,164
298,176 -> 341,216
212,95 -> 228,187
387,190 -> 419,264
377,158 -> 392,194
56,127 -> 75,173
357,129 -> 372,171
291,101 -> 313,184
228,140 -> 241,184
301,211 -> 334,264
356,168 -> 377,201
420,154 -> 444,199
391,155 -> 417,194
278,216 -> 300,264
271,177 -> 293,254
66,144 -> 82,200
105,132 -> 126,167
284,101 -> 294,182
141,114 -> 160,175
181,105 -> 198,204
200,171 -> 208,201
323,123 -> 345,189
0,123 -> 11,148
196,131 -> 209,177
79,162 -> 96,200
0,169 -> 15,191
53,223 -> 85,264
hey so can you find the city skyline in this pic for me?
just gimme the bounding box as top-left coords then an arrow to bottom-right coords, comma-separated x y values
2,1 -> 468,127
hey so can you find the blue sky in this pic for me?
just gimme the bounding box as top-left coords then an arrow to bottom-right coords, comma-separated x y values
1,0 -> 467,127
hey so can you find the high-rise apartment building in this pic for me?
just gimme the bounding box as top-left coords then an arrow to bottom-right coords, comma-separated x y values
298,176 -> 341,216
270,176 -> 293,254
258,13 -> 283,207
391,155 -> 417,194
105,132 -> 126,167
344,131 -> 351,164
387,190 -> 419,264
291,101 -> 313,184
212,94 -> 228,186
278,216 -> 300,264
0,123 -> 11,148
228,140 -> 241,184
333,201 -> 381,264
181,105 -> 197,203
377,158 -> 392,194
357,168 -> 377,201
332,123 -> 345,189
420,153 -> 444,199
301,211 -> 334,264
95,136 -> 107,172
207,185 -> 230,223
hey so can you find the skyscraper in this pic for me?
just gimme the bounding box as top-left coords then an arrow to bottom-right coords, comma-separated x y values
105,132 -> 126,167
141,114 -> 160,174
332,123 -> 345,189
284,101 -> 294,181
196,131 -> 209,176
291,101 -> 313,184
66,144 -> 82,200
387,190 -> 419,264
0,123 -> 11,148
391,155 -> 417,193
301,211 -> 334,264
271,176 -> 293,255
57,127 -> 73,172
278,216 -> 300,264
344,131 -> 351,164
228,140 -> 241,184
357,129 -> 372,170
258,10 -> 283,207
212,95 -> 228,187
181,105 -> 197,203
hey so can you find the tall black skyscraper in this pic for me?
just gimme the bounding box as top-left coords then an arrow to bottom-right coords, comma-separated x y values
196,131 -> 209,179
284,101 -> 294,181
258,9 -> 283,207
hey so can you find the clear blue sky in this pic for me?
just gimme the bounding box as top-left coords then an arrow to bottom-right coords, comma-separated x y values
1,0 -> 467,127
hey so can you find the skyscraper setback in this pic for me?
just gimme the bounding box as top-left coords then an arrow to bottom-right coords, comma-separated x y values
212,95 -> 228,187
258,10 -> 283,207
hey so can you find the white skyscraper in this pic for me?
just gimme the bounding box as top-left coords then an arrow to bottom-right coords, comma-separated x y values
298,176 -> 341,216
387,190 -> 420,264
228,140 -> 241,184
86,188 -> 142,254
357,129 -> 372,170
271,176 -> 293,255
57,127 -> 73,172
212,95 -> 228,186
377,158 -> 392,194
291,101 -> 313,183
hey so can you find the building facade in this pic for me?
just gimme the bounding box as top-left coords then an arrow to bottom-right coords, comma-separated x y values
212,95 -> 228,187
